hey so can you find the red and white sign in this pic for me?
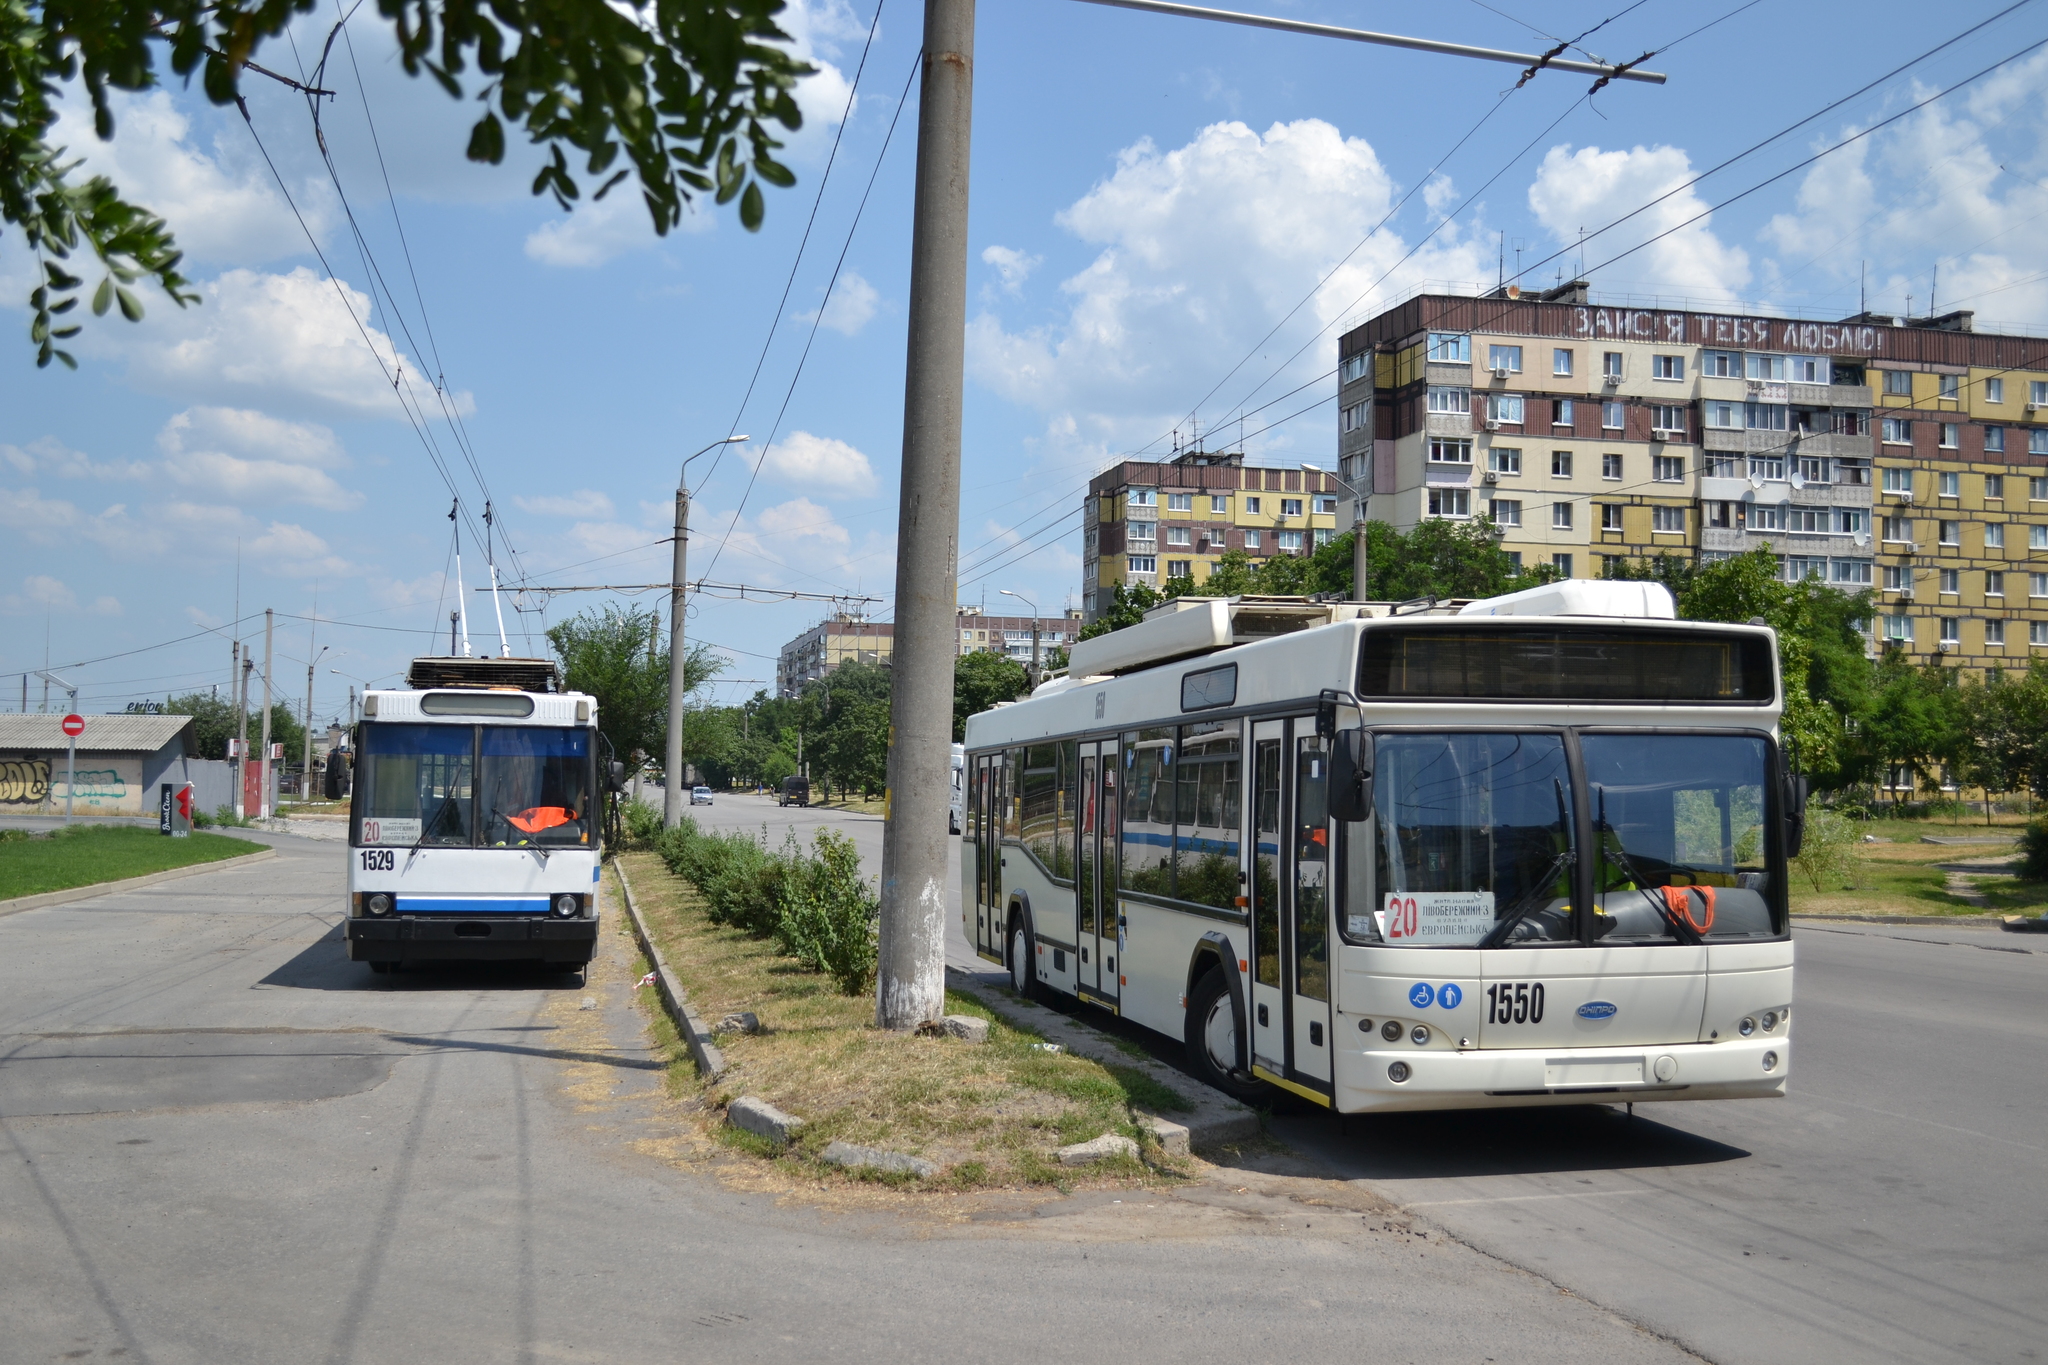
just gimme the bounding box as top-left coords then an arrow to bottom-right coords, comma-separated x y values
60,713 -> 85,738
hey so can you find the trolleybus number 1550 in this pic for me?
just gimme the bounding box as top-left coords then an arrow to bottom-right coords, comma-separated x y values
1486,982 -> 1547,1025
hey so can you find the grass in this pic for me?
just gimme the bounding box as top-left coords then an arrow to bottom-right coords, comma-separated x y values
0,824 -> 264,900
1791,815 -> 2048,919
619,850 -> 1192,1191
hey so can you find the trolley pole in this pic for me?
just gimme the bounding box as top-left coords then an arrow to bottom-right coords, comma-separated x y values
876,0 -> 975,1032
236,653 -> 252,819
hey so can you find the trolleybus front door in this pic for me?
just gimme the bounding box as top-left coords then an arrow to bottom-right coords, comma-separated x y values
1290,730 -> 1334,1086
1246,719 -> 1333,1095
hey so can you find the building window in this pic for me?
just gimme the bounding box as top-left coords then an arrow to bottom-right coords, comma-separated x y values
1554,398 -> 1574,426
1313,495 -> 1337,514
1281,498 -> 1303,517
1786,506 -> 1826,534
1838,509 -> 1869,537
1884,565 -> 1906,591
1243,530 -> 1262,549
1940,568 -> 1960,594
1786,556 -> 1827,581
1166,492 -> 1192,511
1652,354 -> 1686,380
1939,424 -> 1960,450
1487,393 -> 1525,424
1553,348 -> 1574,376
1166,526 -> 1191,546
1882,467 -> 1914,495
1428,333 -> 1470,362
1707,456 -> 1746,480
1427,386 -> 1473,415
1987,619 -> 2006,647
2036,622 -> 2048,647
1748,354 -> 1786,381
1488,344 -> 1523,373
1939,374 -> 1960,400
1340,352 -> 1370,383
1939,618 -> 1961,647
1883,369 -> 1912,396
1244,496 -> 1261,514
1314,528 -> 1334,547
1750,505 -> 1783,532
1602,352 -> 1623,379
1490,447 -> 1522,475
1882,516 -> 1912,543
1709,501 -> 1734,528
1987,377 -> 2005,404
1493,498 -> 1522,527
2034,477 -> 2048,501
1833,559 -> 1873,586
1883,615 -> 1913,644
1702,350 -> 1740,378
2032,380 -> 2048,405
1602,400 -> 1625,430
1986,473 -> 2005,499
1986,523 -> 2005,549
1126,489 -> 1156,508
1937,471 -> 1959,497
1505,551 -> 1523,571
1426,488 -> 1471,519
1705,400 -> 1741,429
1987,570 -> 2006,597
1166,560 -> 1192,579
1986,426 -> 2006,453
1429,439 -> 1474,464
1278,529 -> 1305,551
1790,355 -> 1830,384
1552,450 -> 1573,478
1553,502 -> 1574,530
1553,552 -> 1575,577
1796,455 -> 1830,485
1342,400 -> 1371,432
1840,458 -> 1871,485
1210,494 -> 1229,513
2035,526 -> 2048,551
1127,556 -> 1156,574
1653,505 -> 1685,532
2033,573 -> 2048,599
1750,455 -> 1786,483
1128,520 -> 1157,543
1747,402 -> 1789,431
1651,404 -> 1687,433
2032,430 -> 2048,456
1602,453 -> 1623,480
1600,503 -> 1623,531
1653,455 -> 1685,483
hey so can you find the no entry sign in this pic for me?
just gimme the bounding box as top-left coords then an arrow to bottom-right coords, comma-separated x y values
60,714 -> 85,738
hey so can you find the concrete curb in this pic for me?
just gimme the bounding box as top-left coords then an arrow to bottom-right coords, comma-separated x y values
0,845 -> 277,918
612,859 -> 727,1081
944,966 -> 1262,1150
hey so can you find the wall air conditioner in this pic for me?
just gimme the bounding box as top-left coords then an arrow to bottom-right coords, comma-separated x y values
1899,489 -> 1914,503
1483,420 -> 1501,432
1483,470 -> 1500,484
1490,365 -> 1511,380
1602,375 -> 1620,387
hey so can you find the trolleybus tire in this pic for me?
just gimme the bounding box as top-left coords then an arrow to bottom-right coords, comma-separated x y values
1008,914 -> 1040,1003
1185,968 -> 1268,1103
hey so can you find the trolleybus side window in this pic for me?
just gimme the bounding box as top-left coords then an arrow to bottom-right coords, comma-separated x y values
1294,735 -> 1331,1001
1580,733 -> 1781,940
1021,744 -> 1063,881
1121,728 -> 1174,898
1252,739 -> 1282,987
356,723 -> 475,846
479,726 -> 593,846
1367,732 -> 1578,946
1174,720 -> 1240,909
1055,740 -> 1078,884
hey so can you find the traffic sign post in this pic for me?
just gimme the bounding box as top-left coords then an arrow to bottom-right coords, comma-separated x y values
59,713 -> 83,825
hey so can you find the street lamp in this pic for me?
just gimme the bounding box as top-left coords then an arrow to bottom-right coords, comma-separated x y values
666,434 -> 750,828
1302,463 -> 1371,604
999,588 -> 1041,688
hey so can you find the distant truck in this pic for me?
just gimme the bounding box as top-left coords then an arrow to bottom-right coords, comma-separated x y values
779,775 -> 810,807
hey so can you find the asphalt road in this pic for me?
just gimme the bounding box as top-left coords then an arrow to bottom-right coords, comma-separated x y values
1,818 -> 1703,1364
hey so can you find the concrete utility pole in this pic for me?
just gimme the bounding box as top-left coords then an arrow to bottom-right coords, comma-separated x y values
1304,464 -> 1370,601
259,608 -> 274,821
304,644 -> 327,805
237,655 -> 252,819
876,0 -> 975,1032
664,435 -> 750,828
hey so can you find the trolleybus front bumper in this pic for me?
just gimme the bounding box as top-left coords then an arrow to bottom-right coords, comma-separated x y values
346,915 -> 598,966
1337,1035 -> 1788,1113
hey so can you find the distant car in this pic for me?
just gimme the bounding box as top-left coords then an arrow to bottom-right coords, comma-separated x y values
691,786 -> 714,805
779,775 -> 810,808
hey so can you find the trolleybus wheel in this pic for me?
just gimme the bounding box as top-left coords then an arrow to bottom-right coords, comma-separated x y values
1185,968 -> 1267,1103
1009,917 -> 1039,1002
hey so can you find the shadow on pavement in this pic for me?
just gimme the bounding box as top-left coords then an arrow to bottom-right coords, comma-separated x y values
260,930 -> 590,995
1288,1103 -> 1751,1181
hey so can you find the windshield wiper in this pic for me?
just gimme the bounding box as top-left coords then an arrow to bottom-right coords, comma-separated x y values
1595,786 -> 1704,946
1478,778 -> 1575,949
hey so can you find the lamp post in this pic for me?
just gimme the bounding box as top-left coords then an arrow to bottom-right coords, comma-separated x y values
303,645 -> 328,806
665,435 -> 750,828
1302,463 -> 1370,603
999,589 -> 1041,688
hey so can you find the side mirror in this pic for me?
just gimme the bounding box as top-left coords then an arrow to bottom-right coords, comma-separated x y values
1784,773 -> 1811,857
1315,688 -> 1341,740
607,760 -> 628,793
1328,730 -> 1373,822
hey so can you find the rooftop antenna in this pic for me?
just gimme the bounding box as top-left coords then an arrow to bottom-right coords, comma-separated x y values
1930,262 -> 1938,317
1498,230 -> 1505,292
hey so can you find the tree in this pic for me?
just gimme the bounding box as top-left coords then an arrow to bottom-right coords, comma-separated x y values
165,691 -> 302,763
546,604 -> 724,773
953,651 -> 1028,741
6,0 -> 812,367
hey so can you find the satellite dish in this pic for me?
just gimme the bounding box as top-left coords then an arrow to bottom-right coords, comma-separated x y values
1853,530 -> 1869,547
1790,469 -> 1807,489
1749,471 -> 1765,490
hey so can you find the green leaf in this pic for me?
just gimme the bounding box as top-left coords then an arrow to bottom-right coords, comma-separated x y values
116,287 -> 145,323
93,278 -> 113,316
467,113 -> 506,164
740,181 -> 764,231
754,157 -> 795,189
44,263 -> 84,290
51,325 -> 81,339
49,298 -> 77,314
55,349 -> 78,371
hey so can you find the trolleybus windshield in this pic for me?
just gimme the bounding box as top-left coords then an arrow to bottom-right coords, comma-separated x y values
354,723 -> 593,848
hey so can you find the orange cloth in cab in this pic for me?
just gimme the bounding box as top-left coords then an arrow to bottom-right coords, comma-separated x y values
509,806 -> 576,833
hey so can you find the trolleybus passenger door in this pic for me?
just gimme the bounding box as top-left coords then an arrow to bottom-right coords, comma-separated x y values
1290,730 -> 1334,1086
975,756 -> 1002,962
1077,746 -> 1099,994
1248,722 -> 1287,1074
1082,741 -> 1120,1004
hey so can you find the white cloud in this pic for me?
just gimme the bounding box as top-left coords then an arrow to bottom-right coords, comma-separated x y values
515,489 -> 617,519
982,245 -> 1042,297
4,575 -> 77,613
967,119 -> 1489,452
1528,144 -> 1751,303
524,187 -> 713,268
796,269 -> 880,336
756,496 -> 851,546
247,521 -> 354,578
155,407 -> 360,510
759,430 -> 877,495
778,0 -> 866,166
0,436 -> 149,482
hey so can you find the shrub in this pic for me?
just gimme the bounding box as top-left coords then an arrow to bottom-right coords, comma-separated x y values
621,799 -> 663,850
2019,816 -> 2048,881
1792,802 -> 1857,893
773,829 -> 879,995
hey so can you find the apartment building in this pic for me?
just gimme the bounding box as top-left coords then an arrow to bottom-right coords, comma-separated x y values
775,610 -> 1083,696
1338,287 -> 2048,672
1082,450 -> 1346,621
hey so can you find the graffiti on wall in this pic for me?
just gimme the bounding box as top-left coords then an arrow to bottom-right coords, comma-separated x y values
64,770 -> 128,800
1,759 -> 52,803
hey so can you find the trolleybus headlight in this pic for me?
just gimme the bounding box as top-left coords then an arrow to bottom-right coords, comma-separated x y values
1410,1025 -> 1431,1046
1381,1019 -> 1404,1042
366,893 -> 392,916
1762,1051 -> 1779,1072
1761,1011 -> 1779,1032
1739,1015 -> 1757,1036
1387,1061 -> 1411,1084
553,894 -> 580,918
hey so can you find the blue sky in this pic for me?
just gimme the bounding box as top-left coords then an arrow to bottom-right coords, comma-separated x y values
7,0 -> 2048,725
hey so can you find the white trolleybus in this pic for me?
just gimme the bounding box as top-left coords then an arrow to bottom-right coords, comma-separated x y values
962,581 -> 1803,1113
346,655 -> 615,978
